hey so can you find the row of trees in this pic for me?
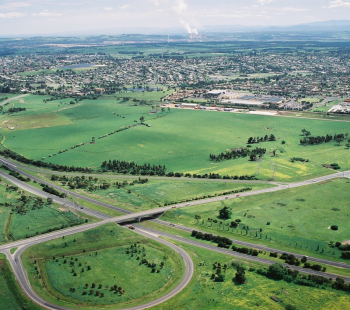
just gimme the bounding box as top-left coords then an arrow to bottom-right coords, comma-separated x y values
209,147 -> 266,162
0,148 -> 92,173
300,132 -> 347,145
191,230 -> 233,248
247,134 -> 276,144
8,107 -> 26,113
101,159 -> 167,176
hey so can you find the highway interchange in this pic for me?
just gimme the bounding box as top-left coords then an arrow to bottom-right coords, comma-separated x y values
0,155 -> 349,309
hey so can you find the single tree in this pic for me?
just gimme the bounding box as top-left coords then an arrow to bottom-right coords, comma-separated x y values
219,206 -> 232,220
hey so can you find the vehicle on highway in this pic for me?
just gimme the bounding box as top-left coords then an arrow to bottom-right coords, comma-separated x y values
128,225 -> 135,230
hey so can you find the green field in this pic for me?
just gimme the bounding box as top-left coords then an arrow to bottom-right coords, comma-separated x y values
159,178 -> 350,260
22,223 -> 184,309
41,174 -> 274,211
0,179 -> 87,243
152,241 -> 350,310
1,94 -> 350,182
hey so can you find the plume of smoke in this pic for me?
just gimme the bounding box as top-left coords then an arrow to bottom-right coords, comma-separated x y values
192,29 -> 198,35
180,19 -> 191,33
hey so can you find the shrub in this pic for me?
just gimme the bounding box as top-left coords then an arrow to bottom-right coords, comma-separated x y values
331,225 -> 338,231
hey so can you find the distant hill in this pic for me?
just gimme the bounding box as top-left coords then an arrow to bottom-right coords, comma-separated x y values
204,20 -> 350,33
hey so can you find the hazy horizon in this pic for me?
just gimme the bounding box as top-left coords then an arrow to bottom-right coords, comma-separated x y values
1,0 -> 350,36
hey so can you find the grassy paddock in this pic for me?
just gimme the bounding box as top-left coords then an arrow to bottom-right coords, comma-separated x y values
1,95 -> 350,181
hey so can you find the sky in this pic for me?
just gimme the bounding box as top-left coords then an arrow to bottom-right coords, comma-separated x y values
1,0 -> 350,36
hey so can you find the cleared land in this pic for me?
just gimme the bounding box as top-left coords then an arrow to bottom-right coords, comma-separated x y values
22,223 -> 184,310
159,178 -> 350,260
152,242 -> 350,310
1,94 -> 350,182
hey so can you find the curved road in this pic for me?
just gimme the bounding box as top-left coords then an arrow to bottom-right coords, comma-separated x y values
1,157 -> 350,271
0,156 -> 350,308
4,227 -> 194,310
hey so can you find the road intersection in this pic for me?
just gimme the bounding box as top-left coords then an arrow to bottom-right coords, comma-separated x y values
0,155 -> 349,309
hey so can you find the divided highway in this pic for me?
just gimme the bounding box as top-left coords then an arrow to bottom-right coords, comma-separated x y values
0,154 -> 350,309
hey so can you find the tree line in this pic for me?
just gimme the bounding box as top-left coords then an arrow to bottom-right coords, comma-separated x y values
209,147 -> 266,162
300,131 -> 347,145
247,134 -> 276,144
8,107 -> 26,113
101,159 -> 167,176
0,148 -> 92,173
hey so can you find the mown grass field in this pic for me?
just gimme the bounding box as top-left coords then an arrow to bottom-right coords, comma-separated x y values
1,94 -> 350,181
22,223 -> 184,310
152,241 -> 350,310
160,178 -> 350,260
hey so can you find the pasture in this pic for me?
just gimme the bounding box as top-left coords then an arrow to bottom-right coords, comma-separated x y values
1,94 -> 350,181
160,178 -> 350,259
22,223 -> 184,309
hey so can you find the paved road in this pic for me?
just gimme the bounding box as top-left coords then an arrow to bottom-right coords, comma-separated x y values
0,170 -> 110,220
1,156 -> 350,271
4,227 -> 194,310
152,219 -> 350,270
1,156 -> 350,308
135,225 -> 350,283
0,94 -> 28,106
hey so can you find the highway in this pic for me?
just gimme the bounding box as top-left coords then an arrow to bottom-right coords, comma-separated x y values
133,225 -> 350,283
1,155 -> 350,271
0,155 -> 350,309
152,219 -> 350,271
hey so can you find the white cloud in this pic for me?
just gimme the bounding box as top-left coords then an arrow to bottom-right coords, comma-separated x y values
32,10 -> 62,17
104,7 -> 113,11
118,5 -> 130,9
281,7 -> 308,12
171,0 -> 188,15
326,0 -> 350,8
257,0 -> 275,4
0,2 -> 30,10
0,12 -> 26,18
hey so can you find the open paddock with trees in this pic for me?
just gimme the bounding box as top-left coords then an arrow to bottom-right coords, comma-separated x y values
1,95 -> 350,182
